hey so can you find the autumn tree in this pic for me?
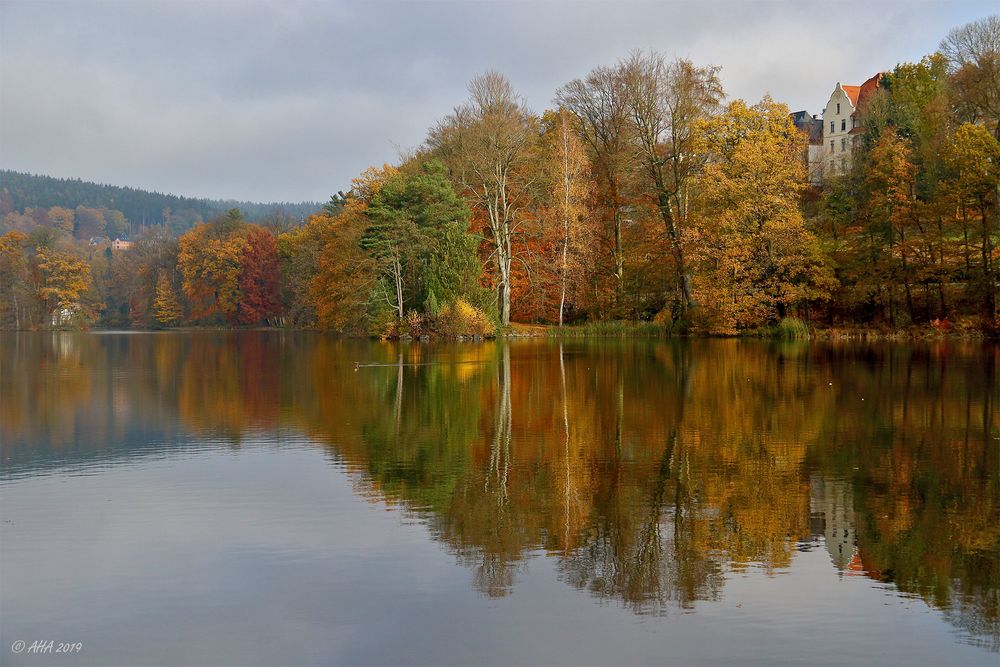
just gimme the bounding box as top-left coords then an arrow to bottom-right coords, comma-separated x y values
177,209 -> 248,323
237,226 -> 282,325
308,213 -> 374,332
542,109 -> 594,325
621,53 -> 724,318
690,98 -> 834,333
153,270 -> 184,326
943,122 -> 1000,319
881,55 -> 953,195
109,230 -> 179,328
428,72 -> 536,326
47,207 -> 75,235
0,230 -> 31,328
278,214 -> 333,328
556,67 -> 633,314
865,129 -> 922,324
74,206 -> 106,239
35,247 -> 95,326
940,14 -> 1000,139
308,166 -> 393,332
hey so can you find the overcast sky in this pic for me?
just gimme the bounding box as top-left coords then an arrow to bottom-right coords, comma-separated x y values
0,1 -> 995,202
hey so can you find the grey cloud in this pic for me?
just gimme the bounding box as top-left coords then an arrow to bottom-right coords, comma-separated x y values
0,0 -> 994,202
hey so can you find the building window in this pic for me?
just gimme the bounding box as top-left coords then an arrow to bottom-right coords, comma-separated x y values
841,119 -> 846,131
830,140 -> 834,152
841,138 -> 847,152
830,121 -> 834,134
837,102 -> 840,114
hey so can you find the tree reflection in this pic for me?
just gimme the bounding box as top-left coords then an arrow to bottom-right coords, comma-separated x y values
1,333 -> 997,648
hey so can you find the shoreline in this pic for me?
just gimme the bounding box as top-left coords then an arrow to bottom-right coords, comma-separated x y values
3,323 -> 995,342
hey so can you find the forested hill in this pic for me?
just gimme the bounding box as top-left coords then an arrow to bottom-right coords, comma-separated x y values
0,170 -> 322,229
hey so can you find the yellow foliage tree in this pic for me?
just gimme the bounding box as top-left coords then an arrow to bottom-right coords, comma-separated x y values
35,247 -> 94,325
543,109 -> 594,326
866,128 -> 922,324
943,122 -> 1000,319
177,217 -> 248,322
690,97 -> 834,333
153,271 -> 183,326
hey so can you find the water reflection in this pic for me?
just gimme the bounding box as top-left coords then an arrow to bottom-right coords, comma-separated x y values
1,332 -> 998,652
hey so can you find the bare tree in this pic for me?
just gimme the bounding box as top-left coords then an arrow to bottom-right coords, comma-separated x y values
620,53 -> 723,316
556,67 -> 634,315
940,14 -> 1000,138
544,109 -> 594,326
428,72 -> 536,326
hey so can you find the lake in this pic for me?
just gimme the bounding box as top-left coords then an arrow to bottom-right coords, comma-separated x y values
1,332 -> 997,666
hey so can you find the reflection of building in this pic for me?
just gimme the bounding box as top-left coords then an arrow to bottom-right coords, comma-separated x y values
809,474 -> 859,572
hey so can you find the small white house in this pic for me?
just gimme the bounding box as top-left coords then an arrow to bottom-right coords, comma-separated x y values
51,305 -> 80,327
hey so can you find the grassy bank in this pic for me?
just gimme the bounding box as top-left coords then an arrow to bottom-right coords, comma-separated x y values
508,321 -> 670,338
507,317 -> 996,341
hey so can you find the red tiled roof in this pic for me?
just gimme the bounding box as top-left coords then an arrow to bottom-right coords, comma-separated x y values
842,85 -> 862,107
857,73 -> 882,108
842,73 -> 882,109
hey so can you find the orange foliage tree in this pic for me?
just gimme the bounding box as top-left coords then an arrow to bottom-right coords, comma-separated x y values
177,209 -> 248,323
237,226 -> 282,325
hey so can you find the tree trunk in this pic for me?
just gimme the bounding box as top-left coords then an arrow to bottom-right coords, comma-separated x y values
982,206 -> 996,317
613,208 -> 624,315
559,235 -> 569,327
394,257 -> 404,321
560,127 -> 571,327
654,186 -> 691,315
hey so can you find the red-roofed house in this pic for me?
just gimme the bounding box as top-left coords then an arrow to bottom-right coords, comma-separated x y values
821,73 -> 883,178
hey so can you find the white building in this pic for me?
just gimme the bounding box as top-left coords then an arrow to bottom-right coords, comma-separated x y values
821,73 -> 883,178
790,110 -> 825,185
809,474 -> 860,573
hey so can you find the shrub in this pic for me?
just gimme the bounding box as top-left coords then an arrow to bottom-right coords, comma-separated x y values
772,317 -> 810,340
978,316 -> 1000,339
403,309 -> 426,337
424,290 -> 440,318
930,318 -> 953,333
367,306 -> 400,339
436,299 -> 495,338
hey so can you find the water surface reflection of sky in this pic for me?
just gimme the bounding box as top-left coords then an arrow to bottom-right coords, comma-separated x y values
1,333 -> 997,665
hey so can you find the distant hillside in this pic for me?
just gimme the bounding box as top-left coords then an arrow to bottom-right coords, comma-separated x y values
0,170 -> 323,230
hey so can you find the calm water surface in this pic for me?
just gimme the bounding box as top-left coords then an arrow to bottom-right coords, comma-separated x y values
1,332 -> 998,666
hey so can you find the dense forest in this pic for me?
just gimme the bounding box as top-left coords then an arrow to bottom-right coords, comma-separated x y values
0,170 -> 321,235
1,14 -> 998,336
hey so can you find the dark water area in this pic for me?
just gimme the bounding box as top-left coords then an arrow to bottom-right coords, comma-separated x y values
1,332 -> 998,666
